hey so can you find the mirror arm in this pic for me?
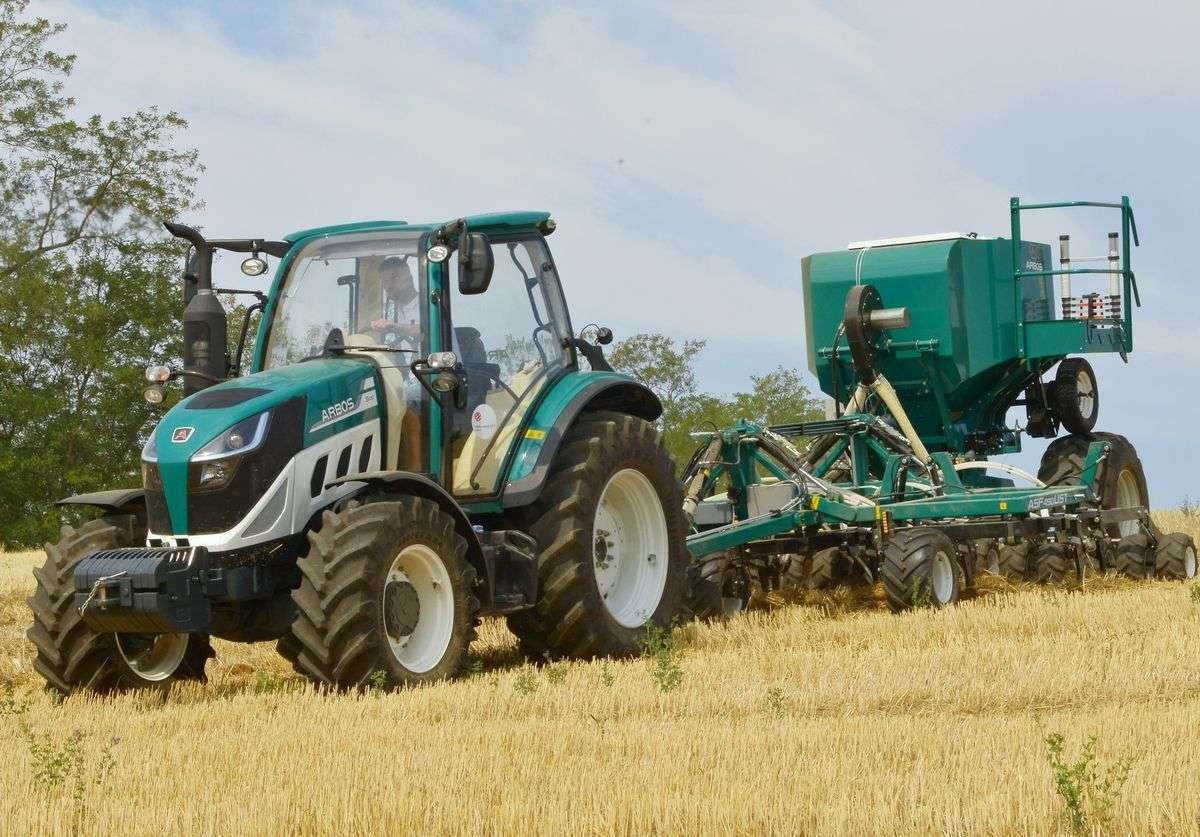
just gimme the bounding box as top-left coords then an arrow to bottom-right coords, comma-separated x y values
231,301 -> 264,376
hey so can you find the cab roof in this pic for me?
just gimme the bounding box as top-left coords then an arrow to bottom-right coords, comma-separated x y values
284,211 -> 552,244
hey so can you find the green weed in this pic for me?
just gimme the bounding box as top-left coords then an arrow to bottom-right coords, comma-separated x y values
642,623 -> 684,693
1044,731 -> 1134,836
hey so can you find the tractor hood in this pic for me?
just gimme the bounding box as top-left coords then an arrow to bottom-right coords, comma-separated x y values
146,358 -> 381,535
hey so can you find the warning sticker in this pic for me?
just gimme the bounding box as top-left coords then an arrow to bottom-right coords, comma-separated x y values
471,404 -> 498,440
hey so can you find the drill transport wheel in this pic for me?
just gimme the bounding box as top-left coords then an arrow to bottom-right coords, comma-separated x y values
1053,358 -> 1099,435
1032,541 -> 1072,584
688,552 -> 750,619
1113,533 -> 1153,580
881,528 -> 964,612
1155,533 -> 1198,581
27,516 -> 211,694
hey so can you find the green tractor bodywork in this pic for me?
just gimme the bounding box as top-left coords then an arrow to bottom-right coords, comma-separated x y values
681,198 -> 1180,617
32,211 -> 688,692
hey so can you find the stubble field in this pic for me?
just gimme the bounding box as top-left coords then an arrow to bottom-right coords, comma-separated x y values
1,512 -> 1198,835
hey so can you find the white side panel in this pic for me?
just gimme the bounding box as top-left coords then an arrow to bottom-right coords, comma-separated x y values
147,419 -> 382,553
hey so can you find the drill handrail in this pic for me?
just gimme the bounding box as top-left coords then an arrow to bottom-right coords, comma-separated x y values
1008,196 -> 1138,356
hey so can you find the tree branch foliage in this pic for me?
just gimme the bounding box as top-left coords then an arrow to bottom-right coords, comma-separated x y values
0,0 -> 201,546
609,333 -> 823,467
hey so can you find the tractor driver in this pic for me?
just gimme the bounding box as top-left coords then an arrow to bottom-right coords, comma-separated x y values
370,255 -> 420,341
367,255 -> 423,472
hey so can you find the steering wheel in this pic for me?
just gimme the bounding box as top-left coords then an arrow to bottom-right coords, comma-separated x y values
378,327 -> 421,378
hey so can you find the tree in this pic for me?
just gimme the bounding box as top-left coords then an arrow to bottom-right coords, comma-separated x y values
609,332 -> 823,468
0,1 -> 200,547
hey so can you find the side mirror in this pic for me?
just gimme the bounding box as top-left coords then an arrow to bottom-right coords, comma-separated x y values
458,232 -> 493,295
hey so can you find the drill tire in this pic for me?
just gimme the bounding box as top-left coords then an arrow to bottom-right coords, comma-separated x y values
1155,533 -> 1198,581
881,528 -> 964,612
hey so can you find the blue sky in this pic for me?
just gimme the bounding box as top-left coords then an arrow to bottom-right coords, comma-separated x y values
49,0 -> 1200,506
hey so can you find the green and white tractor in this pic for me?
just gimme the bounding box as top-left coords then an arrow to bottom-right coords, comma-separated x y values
28,212 -> 689,692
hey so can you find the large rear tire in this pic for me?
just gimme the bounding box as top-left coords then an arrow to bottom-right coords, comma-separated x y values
27,516 -> 211,695
279,497 -> 478,688
507,412 -> 688,660
881,528 -> 964,612
1038,432 -> 1149,538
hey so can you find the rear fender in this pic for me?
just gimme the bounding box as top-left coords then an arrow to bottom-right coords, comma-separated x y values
501,374 -> 662,509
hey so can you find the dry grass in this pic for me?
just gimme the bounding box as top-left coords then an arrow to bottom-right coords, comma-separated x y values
0,514 -> 1198,835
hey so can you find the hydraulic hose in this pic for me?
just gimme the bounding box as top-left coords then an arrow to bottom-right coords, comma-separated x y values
868,374 -> 932,466
682,435 -> 723,525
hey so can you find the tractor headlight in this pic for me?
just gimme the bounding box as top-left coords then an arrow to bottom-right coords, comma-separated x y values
188,412 -> 270,492
191,412 -> 271,462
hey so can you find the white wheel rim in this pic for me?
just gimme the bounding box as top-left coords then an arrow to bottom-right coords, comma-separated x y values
1115,469 -> 1141,537
1185,546 -> 1197,579
1075,368 -> 1095,419
593,468 -> 670,628
930,551 -> 954,604
382,544 -> 454,674
115,633 -> 190,682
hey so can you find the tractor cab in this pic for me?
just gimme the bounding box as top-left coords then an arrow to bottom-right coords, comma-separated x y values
255,217 -> 574,500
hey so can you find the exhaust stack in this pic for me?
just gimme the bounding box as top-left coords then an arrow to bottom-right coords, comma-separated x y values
165,222 -> 227,395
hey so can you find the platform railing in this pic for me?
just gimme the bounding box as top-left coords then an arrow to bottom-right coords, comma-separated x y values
1009,196 -> 1139,356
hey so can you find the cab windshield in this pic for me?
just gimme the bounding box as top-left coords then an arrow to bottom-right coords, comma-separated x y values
262,231 -> 424,369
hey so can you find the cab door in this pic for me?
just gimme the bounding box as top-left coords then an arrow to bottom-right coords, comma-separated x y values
446,233 -> 573,497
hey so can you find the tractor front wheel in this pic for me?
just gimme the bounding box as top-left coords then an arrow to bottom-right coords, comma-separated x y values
27,516 -> 211,694
881,528 -> 964,612
279,497 -> 478,688
507,412 -> 688,660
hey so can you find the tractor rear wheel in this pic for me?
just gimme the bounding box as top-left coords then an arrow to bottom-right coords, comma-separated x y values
506,412 -> 688,660
687,552 -> 750,619
279,497 -> 478,688
881,528 -> 964,612
27,516 -> 211,694
1155,533 -> 1198,581
1038,432 -> 1149,538
1113,533 -> 1153,580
